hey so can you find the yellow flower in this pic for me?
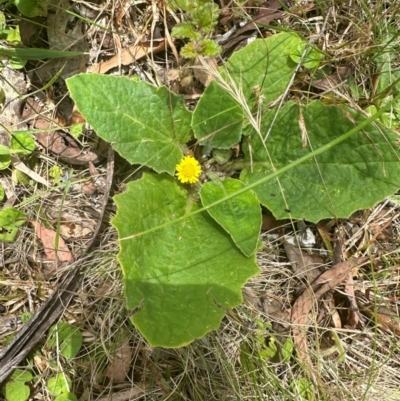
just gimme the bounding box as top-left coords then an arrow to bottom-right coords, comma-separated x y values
176,156 -> 202,184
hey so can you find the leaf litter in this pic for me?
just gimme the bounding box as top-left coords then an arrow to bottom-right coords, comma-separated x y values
1,0 -> 400,400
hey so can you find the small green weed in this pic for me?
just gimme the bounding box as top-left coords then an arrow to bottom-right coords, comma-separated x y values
47,373 -> 77,401
3,369 -> 32,401
47,322 -> 83,360
168,0 -> 221,58
0,207 -> 26,242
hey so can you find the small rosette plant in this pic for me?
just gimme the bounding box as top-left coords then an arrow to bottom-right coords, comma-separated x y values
168,0 -> 221,58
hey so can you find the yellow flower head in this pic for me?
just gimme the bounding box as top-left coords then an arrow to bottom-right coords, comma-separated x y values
176,156 -> 202,184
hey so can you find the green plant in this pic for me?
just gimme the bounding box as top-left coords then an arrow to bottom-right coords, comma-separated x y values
0,1 -> 75,67
0,132 -> 36,170
48,322 -> 83,360
49,165 -> 63,184
47,374 -> 77,401
0,5 -> 85,64
0,132 -> 36,210
66,31 -> 400,348
0,10 -> 26,68
1,0 -> 48,17
370,24 -> 400,129
168,0 -> 221,58
0,207 -> 26,241
290,377 -> 314,400
252,319 -> 294,362
3,369 -> 32,401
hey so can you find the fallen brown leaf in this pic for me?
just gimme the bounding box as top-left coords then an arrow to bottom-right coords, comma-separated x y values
104,342 -> 133,383
89,39 -> 167,74
327,294 -> 342,329
35,130 -> 100,165
222,1 -> 284,54
243,287 -> 263,311
30,221 -> 74,264
69,106 -> 86,125
372,306 -> 400,335
284,242 -> 324,284
261,213 -> 285,232
291,258 -> 367,369
310,66 -> 354,92
33,355 -> 48,373
193,56 -> 218,87
23,97 -> 99,165
357,293 -> 400,336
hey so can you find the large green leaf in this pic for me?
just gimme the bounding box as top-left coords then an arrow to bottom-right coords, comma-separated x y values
14,0 -> 47,17
241,100 -> 400,222
222,32 -> 304,104
47,374 -> 72,397
67,75 -> 192,174
200,178 -> 261,257
112,173 -> 258,347
192,32 -> 306,150
192,81 -> 243,149
374,27 -> 400,105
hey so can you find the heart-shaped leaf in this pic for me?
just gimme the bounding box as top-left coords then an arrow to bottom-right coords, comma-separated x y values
11,132 -> 35,156
112,173 -> 258,347
67,75 -> 192,174
48,322 -> 83,359
47,374 -> 72,397
4,370 -> 32,401
0,208 -> 27,242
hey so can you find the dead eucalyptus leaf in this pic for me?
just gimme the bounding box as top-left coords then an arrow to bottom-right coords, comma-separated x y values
30,220 -> 74,263
291,258 -> 365,369
89,39 -> 167,74
104,342 -> 133,383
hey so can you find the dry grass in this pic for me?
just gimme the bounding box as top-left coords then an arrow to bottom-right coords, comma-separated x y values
56,210 -> 399,401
